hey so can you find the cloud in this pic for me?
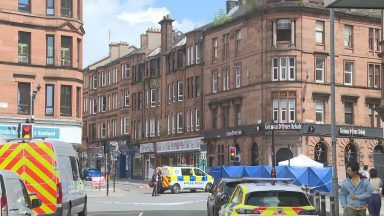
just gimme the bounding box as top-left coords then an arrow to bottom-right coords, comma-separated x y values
117,7 -> 170,25
83,0 -> 207,67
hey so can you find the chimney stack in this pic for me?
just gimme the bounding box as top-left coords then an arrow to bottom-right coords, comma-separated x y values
226,0 -> 239,14
159,14 -> 174,52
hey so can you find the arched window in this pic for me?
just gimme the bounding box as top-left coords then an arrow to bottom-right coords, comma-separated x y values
251,142 -> 259,166
276,148 -> 293,165
373,144 -> 384,181
314,142 -> 328,165
344,142 -> 358,166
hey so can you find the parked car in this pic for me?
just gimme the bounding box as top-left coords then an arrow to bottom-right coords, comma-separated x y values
219,182 -> 318,216
207,178 -> 269,216
0,170 -> 42,216
84,168 -> 101,181
0,140 -> 87,216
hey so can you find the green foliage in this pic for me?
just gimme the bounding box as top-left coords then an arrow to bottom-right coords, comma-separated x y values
213,9 -> 231,26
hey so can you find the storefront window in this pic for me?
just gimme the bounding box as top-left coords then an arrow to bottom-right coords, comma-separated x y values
132,153 -> 142,177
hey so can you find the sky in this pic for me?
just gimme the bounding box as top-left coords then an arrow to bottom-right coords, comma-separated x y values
83,0 -> 225,67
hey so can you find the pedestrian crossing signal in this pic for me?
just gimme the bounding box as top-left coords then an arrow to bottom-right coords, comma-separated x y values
20,124 -> 33,139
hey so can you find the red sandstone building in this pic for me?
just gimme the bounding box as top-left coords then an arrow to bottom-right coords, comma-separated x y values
83,0 -> 384,181
203,0 -> 384,181
0,1 -> 84,148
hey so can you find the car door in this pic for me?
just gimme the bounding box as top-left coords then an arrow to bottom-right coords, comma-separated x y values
181,168 -> 193,189
6,178 -> 32,216
193,168 -> 206,189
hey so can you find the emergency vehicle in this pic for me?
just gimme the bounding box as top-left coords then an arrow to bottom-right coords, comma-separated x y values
219,183 -> 318,216
0,123 -> 87,216
161,166 -> 214,194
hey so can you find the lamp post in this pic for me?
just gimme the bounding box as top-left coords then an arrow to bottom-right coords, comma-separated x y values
29,84 -> 41,123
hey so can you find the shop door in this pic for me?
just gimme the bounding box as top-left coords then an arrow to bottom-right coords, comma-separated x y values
146,155 -> 155,179
119,154 -> 126,178
374,145 -> 384,181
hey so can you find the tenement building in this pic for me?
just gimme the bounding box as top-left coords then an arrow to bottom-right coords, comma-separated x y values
0,1 -> 84,148
203,0 -> 383,180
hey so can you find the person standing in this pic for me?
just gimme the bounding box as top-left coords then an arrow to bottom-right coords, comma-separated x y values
367,168 -> 383,216
340,162 -> 373,216
157,167 -> 163,196
151,167 -> 159,196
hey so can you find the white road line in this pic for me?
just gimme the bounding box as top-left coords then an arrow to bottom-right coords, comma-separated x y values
95,200 -> 206,206
138,213 -> 143,216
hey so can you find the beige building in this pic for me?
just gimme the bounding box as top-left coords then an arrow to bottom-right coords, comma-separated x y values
0,0 -> 84,147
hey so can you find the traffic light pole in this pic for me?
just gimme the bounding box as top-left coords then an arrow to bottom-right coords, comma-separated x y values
271,128 -> 276,178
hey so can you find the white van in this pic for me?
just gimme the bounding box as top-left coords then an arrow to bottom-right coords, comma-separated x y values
0,170 -> 42,216
0,140 -> 86,216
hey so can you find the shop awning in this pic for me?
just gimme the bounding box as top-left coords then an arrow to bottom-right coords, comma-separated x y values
327,0 -> 384,9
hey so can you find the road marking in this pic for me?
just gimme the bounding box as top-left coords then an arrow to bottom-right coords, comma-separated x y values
138,213 -> 143,216
95,200 -> 206,206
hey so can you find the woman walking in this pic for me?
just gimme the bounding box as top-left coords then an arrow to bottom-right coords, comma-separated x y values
368,168 -> 383,216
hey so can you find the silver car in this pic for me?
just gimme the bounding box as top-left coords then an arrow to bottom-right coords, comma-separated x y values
0,170 -> 42,216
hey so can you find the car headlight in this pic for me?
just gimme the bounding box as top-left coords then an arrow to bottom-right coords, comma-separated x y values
298,209 -> 318,215
236,208 -> 261,214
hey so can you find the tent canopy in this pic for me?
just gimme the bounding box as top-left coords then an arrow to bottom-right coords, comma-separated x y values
327,0 -> 384,9
278,154 -> 324,168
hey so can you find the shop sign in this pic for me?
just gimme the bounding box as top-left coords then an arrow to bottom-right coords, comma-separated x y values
339,128 -> 366,136
140,143 -> 154,153
225,130 -> 243,137
157,138 -> 202,153
264,123 -> 302,131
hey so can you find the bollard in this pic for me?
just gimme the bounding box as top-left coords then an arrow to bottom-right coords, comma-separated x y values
315,191 -> 321,212
320,194 -> 326,216
330,196 -> 335,216
309,189 -> 315,205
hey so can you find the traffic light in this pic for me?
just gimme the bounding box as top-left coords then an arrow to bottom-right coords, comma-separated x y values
271,168 -> 277,178
20,124 -> 33,139
229,146 -> 236,162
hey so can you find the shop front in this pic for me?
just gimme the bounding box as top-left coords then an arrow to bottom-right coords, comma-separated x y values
156,137 -> 205,168
140,143 -> 155,179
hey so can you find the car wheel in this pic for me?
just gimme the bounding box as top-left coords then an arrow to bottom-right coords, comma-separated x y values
171,184 -> 180,194
78,199 -> 87,216
205,183 -> 213,192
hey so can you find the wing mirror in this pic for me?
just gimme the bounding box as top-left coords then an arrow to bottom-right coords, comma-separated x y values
31,198 -> 42,209
220,195 -> 228,205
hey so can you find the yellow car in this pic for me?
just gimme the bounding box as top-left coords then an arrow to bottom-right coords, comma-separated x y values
218,183 -> 318,216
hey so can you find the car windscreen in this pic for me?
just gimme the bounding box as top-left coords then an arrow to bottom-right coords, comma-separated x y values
245,191 -> 311,207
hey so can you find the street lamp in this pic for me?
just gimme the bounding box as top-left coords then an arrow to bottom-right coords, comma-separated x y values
29,84 -> 41,123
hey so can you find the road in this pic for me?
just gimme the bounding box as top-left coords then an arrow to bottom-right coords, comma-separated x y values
86,180 -> 209,216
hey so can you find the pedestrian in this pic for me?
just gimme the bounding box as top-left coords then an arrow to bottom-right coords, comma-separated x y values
367,168 -> 383,216
340,162 -> 373,216
361,165 -> 369,178
151,167 -> 159,196
157,167 -> 163,196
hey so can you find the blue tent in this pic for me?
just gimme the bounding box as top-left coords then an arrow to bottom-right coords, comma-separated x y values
207,165 -> 332,192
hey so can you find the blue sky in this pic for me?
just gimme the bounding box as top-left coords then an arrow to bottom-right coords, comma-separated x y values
83,0 -> 224,66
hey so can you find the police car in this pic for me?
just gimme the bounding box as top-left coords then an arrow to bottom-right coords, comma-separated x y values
161,166 -> 214,194
219,182 -> 318,215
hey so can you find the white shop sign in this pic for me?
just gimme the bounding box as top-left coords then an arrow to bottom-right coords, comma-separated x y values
140,143 -> 154,153
157,137 -> 203,153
